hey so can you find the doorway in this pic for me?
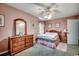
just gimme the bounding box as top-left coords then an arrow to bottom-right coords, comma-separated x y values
38,22 -> 45,34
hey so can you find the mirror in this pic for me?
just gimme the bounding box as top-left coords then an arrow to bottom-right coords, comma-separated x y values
14,19 -> 26,36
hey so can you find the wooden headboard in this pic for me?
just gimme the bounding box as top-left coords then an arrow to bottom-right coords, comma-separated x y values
46,29 -> 61,33
46,29 -> 61,41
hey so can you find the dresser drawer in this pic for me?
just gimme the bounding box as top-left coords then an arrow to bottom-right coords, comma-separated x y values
25,39 -> 30,42
13,45 -> 25,53
12,38 -> 19,43
26,35 -> 33,39
18,41 -> 25,46
12,37 -> 25,43
26,43 -> 33,48
18,37 -> 25,42
26,39 -> 33,43
13,43 -> 18,47
13,47 -> 19,52
18,45 -> 25,50
26,42 -> 31,45
28,36 -> 33,39
13,41 -> 25,47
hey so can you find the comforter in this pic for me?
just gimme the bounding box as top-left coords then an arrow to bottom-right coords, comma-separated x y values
37,32 -> 59,48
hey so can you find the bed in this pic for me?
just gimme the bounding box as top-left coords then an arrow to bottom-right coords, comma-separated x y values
36,30 -> 61,48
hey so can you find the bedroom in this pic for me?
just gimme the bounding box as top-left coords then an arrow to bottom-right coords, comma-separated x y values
0,3 -> 79,56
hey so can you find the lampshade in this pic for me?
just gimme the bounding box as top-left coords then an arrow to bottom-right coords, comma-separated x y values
63,29 -> 67,32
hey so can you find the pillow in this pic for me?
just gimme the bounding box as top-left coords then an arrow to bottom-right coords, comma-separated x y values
45,32 -> 58,35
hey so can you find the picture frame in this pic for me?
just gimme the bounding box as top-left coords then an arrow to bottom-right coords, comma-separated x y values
55,23 -> 60,28
32,23 -> 35,27
0,15 -> 4,26
48,23 -> 52,28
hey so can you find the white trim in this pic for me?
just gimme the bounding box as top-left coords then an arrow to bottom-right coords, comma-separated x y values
0,50 -> 8,55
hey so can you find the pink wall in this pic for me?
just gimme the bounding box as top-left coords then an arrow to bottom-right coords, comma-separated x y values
0,3 -> 79,53
0,4 -> 39,53
45,15 -> 78,31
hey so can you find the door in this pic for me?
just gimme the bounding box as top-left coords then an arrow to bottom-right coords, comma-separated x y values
39,22 -> 44,34
67,20 -> 79,44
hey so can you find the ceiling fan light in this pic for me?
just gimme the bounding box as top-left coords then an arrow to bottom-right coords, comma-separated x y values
44,15 -> 48,19
39,17 -> 44,20
48,15 -> 52,19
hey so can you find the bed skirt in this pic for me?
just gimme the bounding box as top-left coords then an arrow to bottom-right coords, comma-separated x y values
37,39 -> 56,48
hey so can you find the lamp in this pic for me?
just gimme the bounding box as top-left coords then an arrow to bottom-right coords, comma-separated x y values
63,29 -> 67,32
62,29 -> 67,37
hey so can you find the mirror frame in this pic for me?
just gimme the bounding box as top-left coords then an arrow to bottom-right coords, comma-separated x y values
14,18 -> 27,36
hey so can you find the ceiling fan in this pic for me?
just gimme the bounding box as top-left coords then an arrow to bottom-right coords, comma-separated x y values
35,3 -> 60,19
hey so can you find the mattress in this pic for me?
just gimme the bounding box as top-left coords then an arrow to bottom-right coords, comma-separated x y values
37,32 -> 58,41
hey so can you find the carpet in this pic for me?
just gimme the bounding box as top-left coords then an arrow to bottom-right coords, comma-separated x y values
56,42 -> 67,52
15,43 -> 73,56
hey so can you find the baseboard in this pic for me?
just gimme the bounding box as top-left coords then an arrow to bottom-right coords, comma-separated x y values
0,50 -> 8,55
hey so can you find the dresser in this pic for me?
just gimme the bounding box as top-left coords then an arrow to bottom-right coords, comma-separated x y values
8,35 -> 33,55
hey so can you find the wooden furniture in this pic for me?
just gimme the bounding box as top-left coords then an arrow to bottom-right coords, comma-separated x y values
42,29 -> 61,47
25,35 -> 33,48
46,29 -> 61,41
61,32 -> 67,43
46,29 -> 67,43
8,35 -> 33,55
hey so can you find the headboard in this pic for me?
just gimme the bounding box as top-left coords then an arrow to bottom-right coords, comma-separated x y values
46,29 -> 61,41
46,29 -> 61,33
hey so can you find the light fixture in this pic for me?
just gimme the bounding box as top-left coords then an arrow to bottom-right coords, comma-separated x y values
43,15 -> 52,19
37,3 -> 60,20
47,15 -> 52,19
44,15 -> 48,19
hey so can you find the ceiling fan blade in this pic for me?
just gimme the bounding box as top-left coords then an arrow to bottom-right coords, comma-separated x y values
35,3 -> 47,8
49,3 -> 58,9
53,9 -> 60,13
39,10 -> 45,15
35,3 -> 58,10
49,6 -> 60,11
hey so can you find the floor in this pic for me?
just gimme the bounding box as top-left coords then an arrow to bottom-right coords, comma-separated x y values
0,53 -> 9,56
1,42 -> 79,56
67,44 -> 79,55
56,42 -> 79,55
56,42 -> 67,52
15,43 -> 79,56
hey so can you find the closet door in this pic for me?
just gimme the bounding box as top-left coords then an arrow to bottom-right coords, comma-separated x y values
67,20 -> 79,44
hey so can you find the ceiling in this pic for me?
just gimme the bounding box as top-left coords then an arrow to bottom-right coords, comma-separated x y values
7,3 -> 79,21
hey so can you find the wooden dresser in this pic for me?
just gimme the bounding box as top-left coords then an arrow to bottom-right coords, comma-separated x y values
8,35 -> 33,55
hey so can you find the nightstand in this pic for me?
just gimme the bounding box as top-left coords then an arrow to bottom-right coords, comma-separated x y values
61,32 -> 67,43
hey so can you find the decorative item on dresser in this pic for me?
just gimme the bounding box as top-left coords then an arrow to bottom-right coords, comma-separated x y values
8,35 -> 33,56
